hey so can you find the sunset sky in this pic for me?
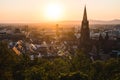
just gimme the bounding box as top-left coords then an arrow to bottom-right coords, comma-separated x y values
0,0 -> 120,23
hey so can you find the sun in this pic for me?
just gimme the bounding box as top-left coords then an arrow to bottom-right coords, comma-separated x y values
45,3 -> 63,21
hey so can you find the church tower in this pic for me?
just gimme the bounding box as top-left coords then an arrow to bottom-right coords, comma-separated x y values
80,6 -> 90,50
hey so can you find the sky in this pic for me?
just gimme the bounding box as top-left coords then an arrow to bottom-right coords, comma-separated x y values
0,0 -> 120,23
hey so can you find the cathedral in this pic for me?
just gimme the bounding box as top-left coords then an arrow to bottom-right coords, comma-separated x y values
79,6 -> 91,52
79,6 -> 120,60
79,6 -> 111,53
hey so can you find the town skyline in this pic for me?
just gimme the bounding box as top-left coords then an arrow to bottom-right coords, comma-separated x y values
0,1 -> 120,79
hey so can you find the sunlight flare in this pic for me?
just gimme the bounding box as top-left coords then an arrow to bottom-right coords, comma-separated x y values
44,3 -> 63,21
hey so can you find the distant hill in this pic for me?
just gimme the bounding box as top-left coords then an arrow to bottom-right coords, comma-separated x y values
90,19 -> 120,24
59,19 -> 120,25
0,19 -> 120,27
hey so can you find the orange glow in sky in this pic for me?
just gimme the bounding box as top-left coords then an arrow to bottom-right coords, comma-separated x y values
0,0 -> 119,23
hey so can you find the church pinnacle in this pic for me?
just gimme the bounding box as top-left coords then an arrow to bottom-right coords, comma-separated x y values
80,6 -> 90,39
83,6 -> 87,21
80,5 -> 90,50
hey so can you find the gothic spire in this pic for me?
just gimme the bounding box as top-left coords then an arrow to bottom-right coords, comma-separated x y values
80,5 -> 90,50
83,6 -> 87,21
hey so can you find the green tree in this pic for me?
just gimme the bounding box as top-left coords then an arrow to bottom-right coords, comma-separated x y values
0,41 -> 20,80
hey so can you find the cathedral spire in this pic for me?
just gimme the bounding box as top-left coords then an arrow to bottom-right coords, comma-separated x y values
79,5 -> 90,50
83,6 -> 87,21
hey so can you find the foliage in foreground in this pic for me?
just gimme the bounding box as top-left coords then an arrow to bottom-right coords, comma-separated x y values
0,41 -> 120,80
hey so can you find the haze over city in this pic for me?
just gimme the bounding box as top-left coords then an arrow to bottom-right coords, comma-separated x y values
0,0 -> 120,23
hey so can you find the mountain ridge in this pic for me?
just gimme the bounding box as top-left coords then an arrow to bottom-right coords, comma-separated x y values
59,19 -> 120,25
